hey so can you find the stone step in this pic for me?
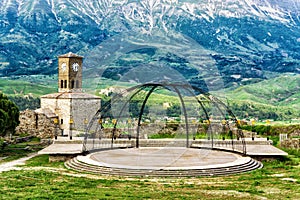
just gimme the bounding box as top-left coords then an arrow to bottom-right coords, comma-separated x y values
65,156 -> 262,177
66,156 -> 260,176
72,155 -> 259,173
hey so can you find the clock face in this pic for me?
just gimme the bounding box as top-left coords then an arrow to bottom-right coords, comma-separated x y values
61,63 -> 67,71
72,62 -> 79,72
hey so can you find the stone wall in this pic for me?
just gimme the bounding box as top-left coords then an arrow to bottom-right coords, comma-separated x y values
89,123 -> 240,140
270,125 -> 300,138
16,110 -> 56,139
280,139 -> 300,149
49,155 -> 77,162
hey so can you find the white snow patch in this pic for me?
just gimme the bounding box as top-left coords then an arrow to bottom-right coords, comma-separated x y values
231,74 -> 241,79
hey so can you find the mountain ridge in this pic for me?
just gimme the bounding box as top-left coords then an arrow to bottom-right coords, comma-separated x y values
0,0 -> 300,89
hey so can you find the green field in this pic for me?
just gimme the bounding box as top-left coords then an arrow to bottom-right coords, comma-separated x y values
225,73 -> 300,106
0,129 -> 299,199
0,137 -> 48,163
0,148 -> 299,199
224,73 -> 300,120
0,76 -> 57,97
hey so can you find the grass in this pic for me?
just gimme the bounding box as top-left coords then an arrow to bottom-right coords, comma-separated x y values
148,132 -> 232,140
24,154 -> 64,168
0,147 -> 299,199
0,137 -> 47,163
225,73 -> 300,106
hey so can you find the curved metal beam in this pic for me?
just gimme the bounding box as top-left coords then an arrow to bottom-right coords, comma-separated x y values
111,86 -> 149,147
83,84 -> 148,150
183,86 -> 213,147
136,85 -> 158,148
171,85 -> 190,148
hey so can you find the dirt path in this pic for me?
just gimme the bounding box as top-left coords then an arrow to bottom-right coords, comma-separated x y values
0,153 -> 38,173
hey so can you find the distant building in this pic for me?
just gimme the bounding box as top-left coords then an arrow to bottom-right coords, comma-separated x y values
17,53 -> 101,138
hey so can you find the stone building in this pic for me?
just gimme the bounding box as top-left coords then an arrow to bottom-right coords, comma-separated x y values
17,52 -> 101,138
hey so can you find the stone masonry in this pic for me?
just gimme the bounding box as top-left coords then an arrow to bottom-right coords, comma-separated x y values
16,109 -> 57,138
41,92 -> 101,134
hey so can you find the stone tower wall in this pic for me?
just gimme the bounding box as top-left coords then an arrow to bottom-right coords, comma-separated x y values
17,52 -> 101,138
71,98 -> 101,131
41,96 -> 101,134
58,56 -> 83,93
41,97 -> 71,130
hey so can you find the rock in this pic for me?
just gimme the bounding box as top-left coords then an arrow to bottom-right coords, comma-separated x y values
280,139 -> 300,149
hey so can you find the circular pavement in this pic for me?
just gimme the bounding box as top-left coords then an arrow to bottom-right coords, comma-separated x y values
81,147 -> 247,170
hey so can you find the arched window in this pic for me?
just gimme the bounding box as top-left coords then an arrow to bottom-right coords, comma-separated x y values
64,80 -> 67,88
76,80 -> 79,88
71,80 -> 75,89
60,80 -> 64,88
61,119 -> 63,124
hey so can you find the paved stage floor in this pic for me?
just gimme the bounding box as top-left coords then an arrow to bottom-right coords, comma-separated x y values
39,137 -> 288,157
79,147 -> 249,170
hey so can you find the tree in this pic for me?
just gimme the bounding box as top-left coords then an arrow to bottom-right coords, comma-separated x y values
129,100 -> 149,118
8,96 -> 40,111
166,104 -> 181,117
0,93 -> 20,137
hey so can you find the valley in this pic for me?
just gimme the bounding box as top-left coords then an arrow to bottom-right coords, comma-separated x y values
2,72 -> 300,121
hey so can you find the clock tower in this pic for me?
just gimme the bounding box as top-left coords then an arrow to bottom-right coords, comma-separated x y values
38,52 -> 101,138
58,52 -> 83,93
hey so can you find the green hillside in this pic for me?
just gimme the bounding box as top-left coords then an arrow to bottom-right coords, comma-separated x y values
226,73 -> 300,106
225,73 -> 300,120
0,76 -> 57,97
2,73 -> 300,121
0,76 -> 57,111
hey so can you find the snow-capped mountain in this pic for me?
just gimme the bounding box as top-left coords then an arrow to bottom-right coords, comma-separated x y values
0,0 -> 299,88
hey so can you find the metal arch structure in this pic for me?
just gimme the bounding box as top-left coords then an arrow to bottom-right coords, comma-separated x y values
82,82 -> 246,155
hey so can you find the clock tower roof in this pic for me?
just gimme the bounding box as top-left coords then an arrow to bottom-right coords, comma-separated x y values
58,52 -> 83,58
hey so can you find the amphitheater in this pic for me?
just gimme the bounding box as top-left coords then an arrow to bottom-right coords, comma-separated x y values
63,139 -> 265,177
40,83 -> 287,177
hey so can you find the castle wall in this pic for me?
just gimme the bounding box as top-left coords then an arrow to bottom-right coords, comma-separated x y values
16,110 -> 56,138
